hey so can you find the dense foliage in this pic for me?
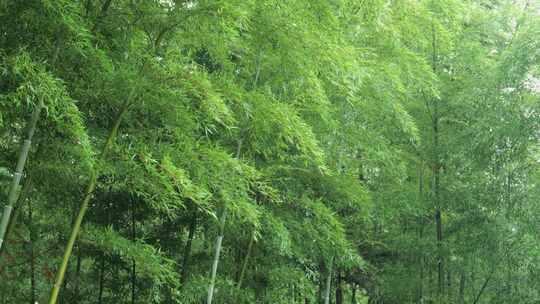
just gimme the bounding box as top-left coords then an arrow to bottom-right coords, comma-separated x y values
0,1 -> 539,303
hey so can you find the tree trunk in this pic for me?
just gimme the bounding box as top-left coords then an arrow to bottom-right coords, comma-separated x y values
112,255 -> 120,303
458,270 -> 465,304
435,206 -> 443,297
131,199 -> 136,304
237,231 -> 255,288
351,283 -> 356,304
131,248 -> 136,304
447,267 -> 452,300
206,138 -> 243,304
324,258 -> 333,304
417,164 -> 425,304
180,209 -> 197,285
430,23 -> 444,300
0,35 -> 62,256
48,100 -> 131,304
97,254 -> 105,304
433,101 -> 443,298
318,267 -> 324,304
206,207 -> 227,304
0,99 -> 43,252
472,268 -> 495,304
28,198 -> 36,304
336,269 -> 343,304
0,175 -> 33,260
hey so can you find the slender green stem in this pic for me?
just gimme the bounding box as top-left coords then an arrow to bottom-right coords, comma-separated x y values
48,100 -> 130,304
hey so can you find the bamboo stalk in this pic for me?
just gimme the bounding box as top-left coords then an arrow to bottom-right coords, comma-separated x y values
206,138 -> 243,304
0,174 -> 33,259
29,198 -> 37,304
1,35 -> 62,255
206,207 -> 227,304
0,99 -> 44,251
48,100 -> 131,304
180,208 -> 197,285
97,253 -> 105,304
323,258 -> 333,304
237,231 -> 255,288
131,198 -> 136,304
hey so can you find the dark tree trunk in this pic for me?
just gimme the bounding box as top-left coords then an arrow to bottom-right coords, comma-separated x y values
237,231 -> 255,288
324,258 -> 333,304
351,283 -> 357,304
131,199 -> 136,304
458,270 -> 465,304
97,254 -> 105,304
435,208 -> 443,294
431,24 -> 444,300
28,199 -> 36,304
447,267 -> 452,299
318,263 -> 324,304
417,165 -> 425,304
336,269 -> 343,304
473,268 -> 495,304
180,210 -> 197,285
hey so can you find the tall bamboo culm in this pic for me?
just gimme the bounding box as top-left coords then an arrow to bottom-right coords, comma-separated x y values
48,100 -> 131,304
0,37 -> 62,256
324,258 -> 334,304
237,231 -> 255,288
206,139 -> 243,304
0,99 -> 44,251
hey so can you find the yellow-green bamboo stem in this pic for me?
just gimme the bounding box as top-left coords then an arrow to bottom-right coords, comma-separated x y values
48,101 -> 130,304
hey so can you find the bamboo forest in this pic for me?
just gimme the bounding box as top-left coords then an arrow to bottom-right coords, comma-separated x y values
1,0 -> 540,303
